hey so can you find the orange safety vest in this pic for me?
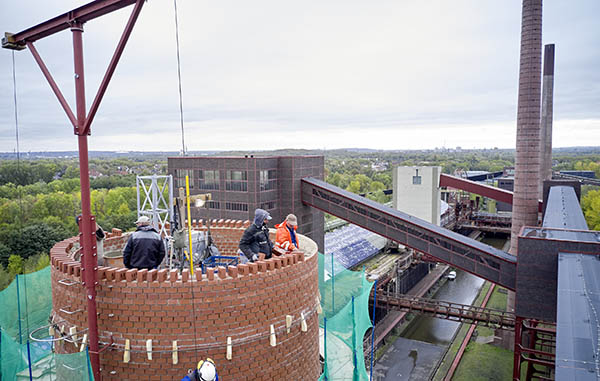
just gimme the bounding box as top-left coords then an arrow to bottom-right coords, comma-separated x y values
275,221 -> 298,252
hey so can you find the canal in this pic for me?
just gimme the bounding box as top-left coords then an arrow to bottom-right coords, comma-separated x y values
373,236 -> 507,380
401,269 -> 485,345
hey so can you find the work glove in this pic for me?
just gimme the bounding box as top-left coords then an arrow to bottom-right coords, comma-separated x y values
251,254 -> 259,262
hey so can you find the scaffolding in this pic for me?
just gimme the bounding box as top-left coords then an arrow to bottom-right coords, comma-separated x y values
136,175 -> 173,237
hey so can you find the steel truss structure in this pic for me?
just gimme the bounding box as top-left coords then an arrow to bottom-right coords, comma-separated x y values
301,177 -> 517,290
136,175 -> 173,237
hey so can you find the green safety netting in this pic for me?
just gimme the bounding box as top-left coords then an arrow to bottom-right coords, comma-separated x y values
319,253 -> 375,381
0,267 -> 93,380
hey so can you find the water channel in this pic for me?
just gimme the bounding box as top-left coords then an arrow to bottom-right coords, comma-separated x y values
402,236 -> 506,345
374,236 -> 507,379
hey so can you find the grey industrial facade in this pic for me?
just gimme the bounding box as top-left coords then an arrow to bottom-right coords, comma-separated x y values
168,155 -> 325,250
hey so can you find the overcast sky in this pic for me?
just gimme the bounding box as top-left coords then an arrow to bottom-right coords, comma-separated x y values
0,1 -> 598,153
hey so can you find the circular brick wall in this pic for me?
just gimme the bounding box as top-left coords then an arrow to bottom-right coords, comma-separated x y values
50,220 -> 320,380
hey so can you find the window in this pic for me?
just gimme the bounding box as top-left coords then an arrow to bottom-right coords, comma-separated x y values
412,169 -> 421,185
175,169 -> 194,189
226,170 -> 248,191
260,201 -> 276,210
225,202 -> 248,212
259,170 -> 277,191
206,201 -> 220,209
199,170 -> 220,190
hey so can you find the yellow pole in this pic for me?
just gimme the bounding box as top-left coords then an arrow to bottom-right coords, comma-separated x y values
185,175 -> 194,276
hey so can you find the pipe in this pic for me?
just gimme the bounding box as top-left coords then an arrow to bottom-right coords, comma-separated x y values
185,175 -> 194,276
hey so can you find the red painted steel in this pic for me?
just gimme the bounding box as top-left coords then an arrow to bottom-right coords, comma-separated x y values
26,42 -> 77,128
513,317 -> 556,380
71,22 -> 101,380
82,0 -> 144,135
377,290 -> 514,329
513,316 -> 524,381
302,178 -> 517,291
5,2 -> 146,379
9,0 -> 137,44
440,173 -> 543,213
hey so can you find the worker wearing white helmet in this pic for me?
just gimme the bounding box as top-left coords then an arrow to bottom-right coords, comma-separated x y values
181,358 -> 219,381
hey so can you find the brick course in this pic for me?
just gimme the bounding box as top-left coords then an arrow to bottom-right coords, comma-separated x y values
50,221 -> 320,380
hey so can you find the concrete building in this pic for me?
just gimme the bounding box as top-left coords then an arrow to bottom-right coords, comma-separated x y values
392,166 -> 441,225
167,155 -> 325,250
497,178 -> 514,212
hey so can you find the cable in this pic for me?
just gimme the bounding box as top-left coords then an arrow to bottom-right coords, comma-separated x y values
12,51 -> 31,341
173,0 -> 186,156
12,51 -> 20,162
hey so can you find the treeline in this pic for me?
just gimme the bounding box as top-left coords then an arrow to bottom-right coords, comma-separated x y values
0,158 -> 158,272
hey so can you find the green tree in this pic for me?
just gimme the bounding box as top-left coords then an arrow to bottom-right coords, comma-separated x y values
582,189 -> 600,230
7,254 -> 23,276
0,265 -> 11,290
5,223 -> 69,259
0,242 -> 11,266
347,180 -> 361,194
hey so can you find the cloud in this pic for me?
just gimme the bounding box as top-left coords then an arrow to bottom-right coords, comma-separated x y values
0,0 -> 599,152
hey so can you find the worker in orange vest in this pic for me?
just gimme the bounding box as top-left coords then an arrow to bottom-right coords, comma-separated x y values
275,214 -> 299,253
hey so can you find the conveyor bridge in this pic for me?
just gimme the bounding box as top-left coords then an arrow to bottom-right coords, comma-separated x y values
301,177 -> 517,290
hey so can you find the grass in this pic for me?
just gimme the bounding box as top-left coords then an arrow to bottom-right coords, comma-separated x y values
432,323 -> 472,381
432,282 -> 514,380
475,286 -> 508,337
452,342 -> 513,381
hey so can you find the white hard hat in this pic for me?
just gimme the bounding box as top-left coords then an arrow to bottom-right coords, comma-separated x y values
135,215 -> 150,225
198,359 -> 216,381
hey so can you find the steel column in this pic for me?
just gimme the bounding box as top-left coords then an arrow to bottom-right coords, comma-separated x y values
72,22 -> 100,380
514,316 -> 523,380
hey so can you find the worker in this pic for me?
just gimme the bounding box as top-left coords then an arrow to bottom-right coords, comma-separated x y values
238,208 -> 273,263
123,216 -> 165,269
182,358 -> 219,381
74,215 -> 106,266
275,213 -> 299,253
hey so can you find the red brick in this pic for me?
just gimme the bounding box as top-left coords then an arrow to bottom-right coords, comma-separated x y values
248,263 -> 258,274
125,269 -> 137,282
169,269 -> 178,282
227,266 -> 238,278
217,266 -> 227,279
105,268 -> 116,281
147,269 -> 158,282
207,269 -> 215,281
237,264 -> 249,276
182,269 -> 189,282
115,268 -> 127,281
157,269 -> 167,282
256,261 -> 267,273
137,269 -> 148,282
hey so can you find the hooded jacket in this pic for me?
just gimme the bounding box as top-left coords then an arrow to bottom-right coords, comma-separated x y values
238,209 -> 273,260
123,225 -> 165,269
274,221 -> 298,252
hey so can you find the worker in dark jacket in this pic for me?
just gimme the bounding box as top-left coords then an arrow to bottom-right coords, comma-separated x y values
123,216 -> 165,269
238,208 -> 273,263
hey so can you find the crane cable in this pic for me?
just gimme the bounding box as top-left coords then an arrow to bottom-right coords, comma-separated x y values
12,50 -> 32,353
173,0 -> 200,363
173,0 -> 186,156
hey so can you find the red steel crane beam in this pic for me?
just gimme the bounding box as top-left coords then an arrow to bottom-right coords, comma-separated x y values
3,1 -> 145,379
439,173 -> 543,212
2,0 -> 137,46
